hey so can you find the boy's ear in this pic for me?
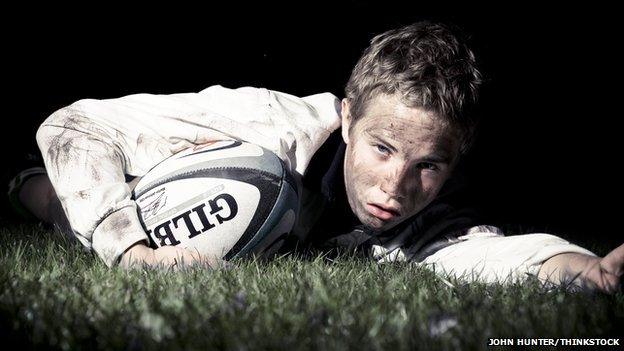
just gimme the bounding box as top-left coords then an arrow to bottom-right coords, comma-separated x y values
341,99 -> 352,144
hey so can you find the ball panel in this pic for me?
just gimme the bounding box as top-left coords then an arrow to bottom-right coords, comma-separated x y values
251,209 -> 296,257
135,140 -> 283,195
227,180 -> 298,259
136,167 -> 284,259
137,178 -> 261,257
139,180 -> 227,228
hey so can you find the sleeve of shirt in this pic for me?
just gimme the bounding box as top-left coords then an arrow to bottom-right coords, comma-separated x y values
416,228 -> 597,283
36,85 -> 341,267
36,123 -> 148,266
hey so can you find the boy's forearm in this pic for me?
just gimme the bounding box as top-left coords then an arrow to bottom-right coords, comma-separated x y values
538,252 -> 596,287
538,251 -> 622,293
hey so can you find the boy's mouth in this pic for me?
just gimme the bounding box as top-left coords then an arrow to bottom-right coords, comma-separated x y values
366,203 -> 401,221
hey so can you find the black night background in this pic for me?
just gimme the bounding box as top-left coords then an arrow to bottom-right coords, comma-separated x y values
2,2 -> 621,249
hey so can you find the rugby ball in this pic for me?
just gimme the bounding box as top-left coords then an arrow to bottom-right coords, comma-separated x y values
132,140 -> 299,260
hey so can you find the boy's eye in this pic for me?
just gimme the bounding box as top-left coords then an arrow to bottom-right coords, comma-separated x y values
417,162 -> 438,171
375,144 -> 391,155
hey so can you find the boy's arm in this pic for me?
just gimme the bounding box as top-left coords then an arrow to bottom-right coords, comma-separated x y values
412,228 -> 622,293
409,230 -> 597,284
36,124 -> 212,268
538,243 -> 624,293
35,86 -> 340,268
36,122 -> 154,267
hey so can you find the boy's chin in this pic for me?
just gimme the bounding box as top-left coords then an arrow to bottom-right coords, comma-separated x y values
358,212 -> 402,233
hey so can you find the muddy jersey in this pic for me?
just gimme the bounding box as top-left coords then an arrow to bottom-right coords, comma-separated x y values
36,85 -> 594,282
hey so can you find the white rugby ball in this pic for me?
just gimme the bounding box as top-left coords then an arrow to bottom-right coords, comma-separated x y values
132,140 -> 299,260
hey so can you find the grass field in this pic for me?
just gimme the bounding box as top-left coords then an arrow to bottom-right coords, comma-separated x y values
1,223 -> 623,350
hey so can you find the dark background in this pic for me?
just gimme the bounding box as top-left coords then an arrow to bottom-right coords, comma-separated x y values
2,2 -> 620,248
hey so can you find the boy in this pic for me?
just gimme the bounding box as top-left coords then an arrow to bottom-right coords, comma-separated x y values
12,22 -> 623,293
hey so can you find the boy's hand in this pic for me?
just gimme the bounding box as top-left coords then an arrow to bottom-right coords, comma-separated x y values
120,242 -> 221,269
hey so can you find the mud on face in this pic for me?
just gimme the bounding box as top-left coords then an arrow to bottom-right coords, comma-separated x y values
341,93 -> 461,232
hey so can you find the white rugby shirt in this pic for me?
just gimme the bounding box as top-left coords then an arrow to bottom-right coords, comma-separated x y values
36,85 -> 594,282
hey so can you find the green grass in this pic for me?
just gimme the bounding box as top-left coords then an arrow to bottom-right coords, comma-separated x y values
1,224 -> 623,350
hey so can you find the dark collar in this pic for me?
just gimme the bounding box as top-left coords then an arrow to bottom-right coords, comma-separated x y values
320,141 -> 346,203
302,130 -> 362,235
302,129 -> 345,201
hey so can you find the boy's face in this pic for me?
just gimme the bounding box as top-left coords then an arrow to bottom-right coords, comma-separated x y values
341,93 -> 461,232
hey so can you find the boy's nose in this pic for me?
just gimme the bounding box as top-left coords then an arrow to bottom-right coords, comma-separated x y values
380,163 -> 417,199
